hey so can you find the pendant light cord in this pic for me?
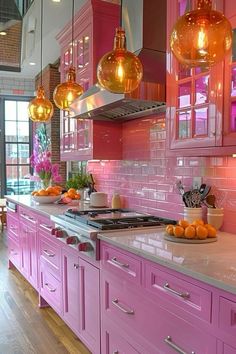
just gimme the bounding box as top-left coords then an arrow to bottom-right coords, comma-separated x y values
40,0 -> 43,86
120,0 -> 122,27
72,0 -> 75,66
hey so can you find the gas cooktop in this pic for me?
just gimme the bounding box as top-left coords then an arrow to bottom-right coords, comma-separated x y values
63,208 -> 177,230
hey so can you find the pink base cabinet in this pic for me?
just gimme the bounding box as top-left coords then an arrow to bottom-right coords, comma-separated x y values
101,241 -> 236,354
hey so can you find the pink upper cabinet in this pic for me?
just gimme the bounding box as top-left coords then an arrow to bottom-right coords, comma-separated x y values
166,0 -> 236,156
57,0 -> 122,161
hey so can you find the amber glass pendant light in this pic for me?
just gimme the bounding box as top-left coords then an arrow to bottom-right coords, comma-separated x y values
170,0 -> 232,68
97,0 -> 143,93
28,0 -> 54,122
53,0 -> 83,111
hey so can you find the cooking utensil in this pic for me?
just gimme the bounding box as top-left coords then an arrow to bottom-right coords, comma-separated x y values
205,194 -> 216,208
190,189 -> 202,208
200,185 -> 211,200
183,191 -> 193,207
199,183 -> 206,194
176,180 -> 185,196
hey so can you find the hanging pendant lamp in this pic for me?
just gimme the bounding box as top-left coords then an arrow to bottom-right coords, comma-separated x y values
28,0 -> 54,122
53,0 -> 83,111
97,1 -> 143,94
170,0 -> 232,68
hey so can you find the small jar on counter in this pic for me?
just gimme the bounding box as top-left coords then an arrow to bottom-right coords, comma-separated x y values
111,193 -> 121,209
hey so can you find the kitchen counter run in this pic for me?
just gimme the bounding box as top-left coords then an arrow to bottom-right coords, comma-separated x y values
5,195 -> 93,217
98,228 -> 236,295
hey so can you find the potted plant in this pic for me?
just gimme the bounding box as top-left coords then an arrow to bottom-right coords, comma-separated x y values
66,171 -> 91,200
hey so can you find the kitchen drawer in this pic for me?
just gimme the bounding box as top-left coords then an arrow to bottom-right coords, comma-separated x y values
219,297 -> 236,342
19,206 -> 37,227
101,319 -> 141,354
39,235 -> 61,278
38,215 -> 54,235
8,237 -> 21,269
101,243 -> 142,285
40,259 -> 62,315
224,343 -> 236,354
7,214 -> 19,241
145,262 -> 212,322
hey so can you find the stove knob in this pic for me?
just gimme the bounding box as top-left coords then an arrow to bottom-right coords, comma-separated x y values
51,227 -> 61,235
54,229 -> 66,238
66,236 -> 80,245
78,242 -> 92,252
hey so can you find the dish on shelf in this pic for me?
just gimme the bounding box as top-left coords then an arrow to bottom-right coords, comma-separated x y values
163,234 -> 217,244
32,195 -> 61,204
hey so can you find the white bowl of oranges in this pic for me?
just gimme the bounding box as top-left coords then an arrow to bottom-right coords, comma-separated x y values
31,186 -> 62,204
166,219 -> 217,240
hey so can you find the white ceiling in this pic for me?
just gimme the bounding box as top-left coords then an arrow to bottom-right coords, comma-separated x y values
0,0 -> 87,79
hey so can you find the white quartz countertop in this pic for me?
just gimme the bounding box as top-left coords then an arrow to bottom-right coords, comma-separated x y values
5,195 -> 95,217
98,228 -> 236,295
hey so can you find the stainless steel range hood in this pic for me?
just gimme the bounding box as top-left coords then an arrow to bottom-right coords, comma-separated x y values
70,0 -> 166,122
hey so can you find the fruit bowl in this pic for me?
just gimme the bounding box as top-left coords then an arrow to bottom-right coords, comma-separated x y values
32,195 -> 61,204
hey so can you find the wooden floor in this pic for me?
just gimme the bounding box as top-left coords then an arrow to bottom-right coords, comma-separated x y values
0,230 -> 91,354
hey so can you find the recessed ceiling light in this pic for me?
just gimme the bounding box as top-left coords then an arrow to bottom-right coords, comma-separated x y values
52,0 -> 61,2
29,62 -> 36,66
0,31 -> 7,36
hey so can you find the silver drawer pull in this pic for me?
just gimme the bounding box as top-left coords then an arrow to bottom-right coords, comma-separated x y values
43,250 -> 55,257
10,225 -> 17,230
113,351 -> 119,354
112,299 -> 134,315
164,336 -> 195,354
110,257 -> 129,268
40,224 -> 53,231
164,283 -> 189,299
45,283 -> 56,293
74,263 -> 79,269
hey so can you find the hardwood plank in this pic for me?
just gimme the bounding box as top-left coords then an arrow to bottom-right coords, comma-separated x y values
0,231 -> 91,354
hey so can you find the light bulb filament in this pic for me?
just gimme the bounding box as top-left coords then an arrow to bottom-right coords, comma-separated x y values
197,27 -> 208,50
117,62 -> 124,82
38,105 -> 44,117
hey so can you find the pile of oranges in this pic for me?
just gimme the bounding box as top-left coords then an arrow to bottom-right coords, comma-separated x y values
31,185 -> 63,197
63,188 -> 81,200
166,219 -> 217,240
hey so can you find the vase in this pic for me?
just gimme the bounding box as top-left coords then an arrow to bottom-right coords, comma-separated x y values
77,188 -> 89,201
41,178 -> 51,189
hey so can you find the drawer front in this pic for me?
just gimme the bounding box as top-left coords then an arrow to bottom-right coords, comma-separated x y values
40,260 -> 62,314
7,214 -> 19,241
145,262 -> 212,322
224,344 -> 236,354
8,237 -> 21,269
19,206 -> 37,227
38,215 -> 54,235
39,235 -> 61,277
101,244 -> 142,285
102,320 -> 141,354
219,297 -> 236,341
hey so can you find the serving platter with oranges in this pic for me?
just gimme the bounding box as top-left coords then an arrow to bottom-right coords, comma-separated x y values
31,185 -> 63,204
165,219 -> 217,244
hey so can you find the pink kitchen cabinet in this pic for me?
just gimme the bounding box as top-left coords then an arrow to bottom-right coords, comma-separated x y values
7,210 -> 21,270
19,207 -> 38,290
224,344 -> 236,354
57,0 -> 122,161
166,0 -> 236,156
62,247 -> 100,354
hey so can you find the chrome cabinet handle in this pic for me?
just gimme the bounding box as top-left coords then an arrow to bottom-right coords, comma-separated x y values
45,283 -> 56,293
164,336 -> 195,354
164,283 -> 189,299
112,299 -> 134,315
40,224 -> 52,231
10,225 -> 17,230
110,257 -> 129,268
74,263 -> 79,269
43,249 -> 55,257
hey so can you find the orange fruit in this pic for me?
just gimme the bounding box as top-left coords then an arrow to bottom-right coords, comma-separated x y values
68,191 -> 76,199
184,225 -> 196,239
192,219 -> 204,227
196,225 -> 208,239
38,189 -> 49,196
173,225 -> 184,238
207,226 -> 217,238
178,219 -> 189,229
68,188 -> 77,195
46,186 -> 54,193
74,194 -> 81,200
166,224 -> 174,236
63,192 -> 69,198
31,190 -> 37,195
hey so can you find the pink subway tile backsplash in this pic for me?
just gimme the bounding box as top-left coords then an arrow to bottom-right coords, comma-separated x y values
88,116 -> 236,233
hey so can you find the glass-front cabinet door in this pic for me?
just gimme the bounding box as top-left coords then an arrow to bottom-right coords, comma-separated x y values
223,11 -> 236,146
167,0 -> 224,153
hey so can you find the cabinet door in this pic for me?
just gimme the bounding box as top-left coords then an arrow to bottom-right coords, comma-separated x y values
167,0 -> 224,153
79,259 -> 100,354
62,249 -> 80,334
19,221 -> 29,277
27,224 -> 38,289
224,344 -> 236,354
223,8 -> 236,146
